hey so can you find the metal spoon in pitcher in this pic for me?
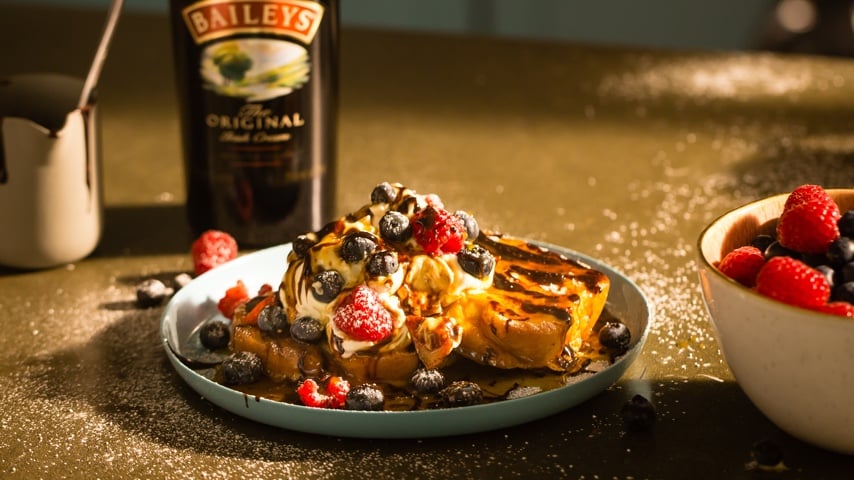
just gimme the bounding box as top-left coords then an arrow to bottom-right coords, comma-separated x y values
77,0 -> 125,109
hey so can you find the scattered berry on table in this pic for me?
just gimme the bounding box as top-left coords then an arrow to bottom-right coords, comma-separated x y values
598,321 -> 632,351
410,368 -> 445,394
289,316 -> 325,343
379,211 -> 411,243
333,285 -> 393,342
310,270 -> 344,303
217,280 -> 250,319
191,230 -> 238,276
412,206 -> 466,255
717,246 -> 765,287
440,380 -> 483,407
776,196 -> 840,254
340,232 -> 378,263
199,321 -> 230,350
345,384 -> 385,411
366,251 -> 399,277
621,394 -> 656,432
257,304 -> 288,334
221,351 -> 264,385
173,272 -> 193,290
457,245 -> 495,278
370,182 -> 397,204
135,278 -> 173,308
755,256 -> 831,309
749,439 -> 786,471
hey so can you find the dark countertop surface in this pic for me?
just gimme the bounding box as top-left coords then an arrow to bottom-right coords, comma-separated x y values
2,5 -> 854,479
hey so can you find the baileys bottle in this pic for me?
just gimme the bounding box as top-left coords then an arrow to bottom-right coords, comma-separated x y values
169,0 -> 338,246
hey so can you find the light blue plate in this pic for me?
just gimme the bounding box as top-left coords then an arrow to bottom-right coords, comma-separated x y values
160,242 -> 652,438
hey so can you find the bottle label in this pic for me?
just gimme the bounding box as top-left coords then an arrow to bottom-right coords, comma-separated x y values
181,0 -> 325,45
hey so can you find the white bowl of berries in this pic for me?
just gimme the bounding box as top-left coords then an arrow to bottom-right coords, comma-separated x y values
697,185 -> 854,455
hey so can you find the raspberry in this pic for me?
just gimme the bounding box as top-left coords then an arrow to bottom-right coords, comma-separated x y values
192,230 -> 238,275
217,280 -> 250,319
296,378 -> 329,408
333,285 -> 393,342
817,301 -> 854,318
756,256 -> 831,309
717,246 -> 765,287
325,376 -> 350,408
295,377 -> 350,409
776,198 -> 841,254
783,184 -> 833,211
412,206 -> 466,255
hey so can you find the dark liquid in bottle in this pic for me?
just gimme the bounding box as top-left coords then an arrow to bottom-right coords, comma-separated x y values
169,0 -> 337,247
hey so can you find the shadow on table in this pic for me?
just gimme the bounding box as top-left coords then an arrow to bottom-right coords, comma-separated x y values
96,204 -> 194,257
16,305 -> 854,479
0,204 -> 192,277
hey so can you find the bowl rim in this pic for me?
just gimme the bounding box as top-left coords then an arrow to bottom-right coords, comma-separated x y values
697,189 -> 854,326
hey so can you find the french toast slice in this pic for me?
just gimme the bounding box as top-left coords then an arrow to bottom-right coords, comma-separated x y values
456,234 -> 610,371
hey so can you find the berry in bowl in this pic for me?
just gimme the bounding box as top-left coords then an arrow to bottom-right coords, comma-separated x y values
697,185 -> 854,454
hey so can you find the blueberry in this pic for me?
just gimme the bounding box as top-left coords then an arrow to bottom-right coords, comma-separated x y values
136,278 -> 173,308
842,262 -> 854,284
455,210 -> 480,240
340,232 -> 378,263
311,270 -> 344,303
832,281 -> 854,303
221,351 -> 264,385
379,211 -> 412,243
199,321 -> 230,350
292,234 -> 316,257
440,381 -> 483,407
764,241 -> 799,261
345,384 -> 385,411
749,234 -> 775,253
457,245 -> 495,278
621,394 -> 656,432
370,182 -> 397,204
827,237 -> 854,267
750,439 -> 784,467
410,368 -> 445,394
598,321 -> 631,351
816,265 -> 836,288
839,210 -> 854,238
257,304 -> 288,334
366,251 -> 399,277
173,272 -> 193,290
290,316 -> 324,343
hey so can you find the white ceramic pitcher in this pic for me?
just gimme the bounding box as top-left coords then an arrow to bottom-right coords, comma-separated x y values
0,73 -> 102,269
0,0 -> 122,269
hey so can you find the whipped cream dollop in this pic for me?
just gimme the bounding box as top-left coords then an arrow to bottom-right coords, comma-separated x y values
280,183 -> 493,363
